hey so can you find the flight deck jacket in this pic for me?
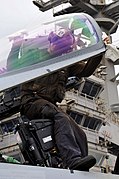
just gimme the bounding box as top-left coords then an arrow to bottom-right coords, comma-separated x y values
21,54 -> 102,108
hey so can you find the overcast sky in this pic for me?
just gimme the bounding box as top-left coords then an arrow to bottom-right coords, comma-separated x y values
0,0 -> 53,38
0,0 -> 119,96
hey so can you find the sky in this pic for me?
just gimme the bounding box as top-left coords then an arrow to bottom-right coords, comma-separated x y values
0,0 -> 119,96
0,0 -> 54,38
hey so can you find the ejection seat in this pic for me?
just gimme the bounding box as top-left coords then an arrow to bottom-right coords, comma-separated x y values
15,116 -> 62,167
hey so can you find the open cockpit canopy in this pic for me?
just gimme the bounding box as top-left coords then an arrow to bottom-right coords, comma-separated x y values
0,13 -> 105,91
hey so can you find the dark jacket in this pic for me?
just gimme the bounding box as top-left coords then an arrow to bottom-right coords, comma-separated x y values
21,54 -> 102,108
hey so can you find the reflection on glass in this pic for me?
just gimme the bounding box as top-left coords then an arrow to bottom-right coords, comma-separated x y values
0,13 -> 99,75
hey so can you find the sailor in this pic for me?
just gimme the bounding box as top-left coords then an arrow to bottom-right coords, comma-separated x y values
20,54 -> 102,171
